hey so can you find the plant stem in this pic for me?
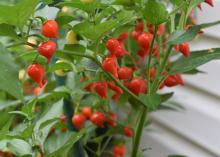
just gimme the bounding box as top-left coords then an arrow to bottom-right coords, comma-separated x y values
151,45 -> 173,92
131,107 -> 148,157
147,25 -> 158,95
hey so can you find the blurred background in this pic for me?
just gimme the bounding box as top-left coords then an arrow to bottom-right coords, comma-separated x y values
143,2 -> 220,157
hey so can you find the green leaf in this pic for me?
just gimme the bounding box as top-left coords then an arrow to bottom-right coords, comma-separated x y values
169,48 -> 220,74
74,10 -> 135,40
34,99 -> 63,131
183,68 -> 205,75
0,24 -> 18,38
143,0 -> 168,25
0,44 -> 23,100
22,98 -> 38,119
48,62 -> 73,72
0,0 -> 39,29
170,0 -> 184,6
139,94 -> 162,111
114,0 -> 134,6
45,130 -> 85,156
7,139 -> 32,156
167,20 -> 220,45
56,15 -> 75,26
139,92 -> 174,111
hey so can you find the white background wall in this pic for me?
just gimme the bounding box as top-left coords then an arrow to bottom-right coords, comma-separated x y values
142,2 -> 220,157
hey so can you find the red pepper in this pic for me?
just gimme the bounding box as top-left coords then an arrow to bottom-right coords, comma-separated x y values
118,67 -> 133,80
107,81 -> 123,101
106,38 -> 120,54
124,126 -> 133,137
72,113 -> 86,129
164,74 -> 184,87
90,112 -> 106,128
41,20 -> 59,39
94,82 -> 108,99
118,32 -> 129,42
137,32 -> 153,49
106,112 -> 117,127
128,77 -> 147,95
82,107 -> 92,119
38,40 -> 56,62
205,0 -> 213,7
113,145 -> 126,157
102,56 -> 118,79
27,63 -> 45,88
135,20 -> 144,33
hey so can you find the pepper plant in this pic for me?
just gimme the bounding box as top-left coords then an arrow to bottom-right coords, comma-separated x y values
0,0 -> 218,157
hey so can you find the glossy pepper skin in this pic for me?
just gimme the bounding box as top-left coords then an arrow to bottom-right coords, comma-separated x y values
41,20 -> 59,39
113,145 -> 126,157
27,63 -> 45,88
128,77 -> 147,95
205,0 -> 214,7
105,38 -> 120,54
102,56 -> 118,79
118,67 -> 133,80
72,113 -> 86,129
124,126 -> 133,137
82,107 -> 92,119
90,112 -> 106,128
38,40 -> 56,62
94,82 -> 108,99
164,74 -> 184,87
107,82 -> 123,101
174,43 -> 190,57
137,32 -> 153,49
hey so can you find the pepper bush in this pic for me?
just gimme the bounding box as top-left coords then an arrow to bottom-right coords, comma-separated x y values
0,0 -> 218,157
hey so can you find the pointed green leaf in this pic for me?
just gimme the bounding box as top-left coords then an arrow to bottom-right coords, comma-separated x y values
169,48 -> 220,74
0,44 -> 23,100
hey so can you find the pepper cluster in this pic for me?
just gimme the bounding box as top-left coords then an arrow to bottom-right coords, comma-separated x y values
27,20 -> 58,90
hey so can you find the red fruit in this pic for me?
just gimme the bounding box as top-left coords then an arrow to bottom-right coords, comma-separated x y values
131,31 -> 141,41
33,87 -> 42,96
137,32 -> 153,49
118,67 -> 133,80
205,0 -> 213,7
128,77 -> 147,95
124,126 -> 133,137
27,63 -> 45,88
106,38 -> 120,54
38,40 -> 56,62
164,74 -> 184,87
114,43 -> 129,58
90,112 -> 106,128
179,43 -> 190,57
94,82 -> 108,99
113,145 -> 126,156
137,48 -> 149,58
72,113 -> 86,129
60,113 -> 67,123
118,32 -> 129,42
82,107 -> 92,118
102,56 -> 118,79
107,82 -> 123,101
84,82 -> 95,92
41,20 -> 59,39
106,112 -> 117,126
147,23 -> 165,36
135,20 -> 144,33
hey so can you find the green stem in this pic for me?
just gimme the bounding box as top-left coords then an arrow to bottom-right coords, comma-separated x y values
147,26 -> 158,95
131,107 -> 147,157
151,45 -> 173,92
